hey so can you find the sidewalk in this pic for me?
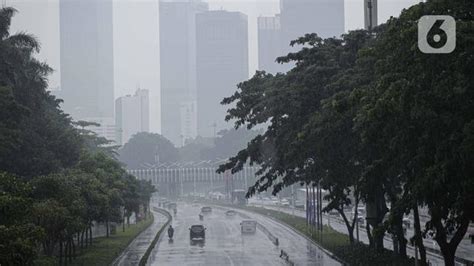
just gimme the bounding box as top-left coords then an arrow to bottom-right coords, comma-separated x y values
113,210 -> 168,266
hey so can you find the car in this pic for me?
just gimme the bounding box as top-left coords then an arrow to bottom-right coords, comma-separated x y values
168,202 -> 177,209
240,220 -> 257,234
201,206 -> 212,213
225,210 -> 236,216
328,209 -> 340,216
189,225 -> 206,241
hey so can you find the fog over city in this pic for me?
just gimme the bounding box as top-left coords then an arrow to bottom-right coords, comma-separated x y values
1,0 -> 472,265
8,0 -> 418,134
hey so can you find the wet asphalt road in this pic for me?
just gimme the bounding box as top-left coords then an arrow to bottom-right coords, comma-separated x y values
147,202 -> 340,266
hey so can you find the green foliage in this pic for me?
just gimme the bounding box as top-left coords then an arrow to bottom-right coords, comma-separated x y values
218,0 -> 474,264
0,7 -> 82,178
70,215 -> 154,266
119,132 -> 179,169
0,7 -> 157,264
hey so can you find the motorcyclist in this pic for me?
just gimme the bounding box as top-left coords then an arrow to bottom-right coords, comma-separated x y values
199,213 -> 204,221
168,225 -> 174,239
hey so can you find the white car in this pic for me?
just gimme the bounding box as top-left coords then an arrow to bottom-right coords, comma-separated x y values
240,220 -> 257,234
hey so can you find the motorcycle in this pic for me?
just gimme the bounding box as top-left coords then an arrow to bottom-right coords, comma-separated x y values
168,226 -> 174,239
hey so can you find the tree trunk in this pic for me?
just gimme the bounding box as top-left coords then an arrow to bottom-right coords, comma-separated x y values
72,238 -> 76,260
394,214 -> 407,258
106,220 -> 110,237
433,215 -> 469,266
413,206 -> 427,265
59,240 -> 63,266
64,240 -> 68,266
366,223 -> 374,248
89,226 -> 93,246
338,209 -> 355,244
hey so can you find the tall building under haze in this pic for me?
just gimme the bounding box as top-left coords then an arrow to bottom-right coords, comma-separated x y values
59,0 -> 114,119
258,0 -> 345,73
115,89 -> 150,145
160,0 -> 209,146
258,15 -> 284,74
196,10 -> 249,138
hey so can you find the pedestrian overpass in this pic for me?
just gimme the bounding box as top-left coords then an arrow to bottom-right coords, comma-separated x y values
127,160 -> 259,198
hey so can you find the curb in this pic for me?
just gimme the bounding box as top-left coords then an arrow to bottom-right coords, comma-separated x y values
253,210 -> 349,265
138,208 -> 172,266
112,213 -> 155,266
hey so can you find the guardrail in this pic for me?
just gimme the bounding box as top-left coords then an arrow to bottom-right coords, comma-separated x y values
138,208 -> 172,266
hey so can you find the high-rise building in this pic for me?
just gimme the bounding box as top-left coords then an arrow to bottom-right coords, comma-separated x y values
196,10 -> 249,138
83,117 -> 117,144
160,0 -> 208,146
258,15 -> 284,74
280,0 -> 345,42
257,0 -> 345,74
179,100 -> 198,146
364,0 -> 378,30
115,89 -> 150,145
59,0 -> 114,119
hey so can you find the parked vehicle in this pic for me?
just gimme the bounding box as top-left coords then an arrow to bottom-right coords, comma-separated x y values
189,225 -> 206,241
240,220 -> 257,234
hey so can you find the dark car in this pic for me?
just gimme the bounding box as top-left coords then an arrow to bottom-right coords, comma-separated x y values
201,206 -> 212,213
189,225 -> 206,241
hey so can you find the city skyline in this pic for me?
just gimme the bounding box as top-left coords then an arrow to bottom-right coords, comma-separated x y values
8,0 -> 420,139
59,0 -> 115,119
160,0 -> 209,146
196,10 -> 249,138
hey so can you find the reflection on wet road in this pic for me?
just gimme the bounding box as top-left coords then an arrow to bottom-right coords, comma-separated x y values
147,202 -> 340,266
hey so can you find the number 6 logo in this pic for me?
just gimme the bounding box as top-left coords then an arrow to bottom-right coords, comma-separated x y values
418,15 -> 456,54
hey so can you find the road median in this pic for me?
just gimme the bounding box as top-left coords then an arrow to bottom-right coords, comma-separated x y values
138,208 -> 172,266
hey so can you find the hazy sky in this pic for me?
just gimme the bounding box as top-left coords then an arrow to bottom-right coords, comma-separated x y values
8,0 -> 420,132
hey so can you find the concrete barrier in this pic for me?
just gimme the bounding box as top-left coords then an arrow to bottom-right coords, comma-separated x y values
138,208 -> 172,266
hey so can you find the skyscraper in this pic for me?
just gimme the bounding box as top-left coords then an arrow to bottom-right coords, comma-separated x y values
258,15 -> 284,74
115,89 -> 150,146
280,0 -> 345,42
59,0 -> 114,119
196,10 -> 249,137
160,0 -> 208,146
364,0 -> 378,30
257,0 -> 345,74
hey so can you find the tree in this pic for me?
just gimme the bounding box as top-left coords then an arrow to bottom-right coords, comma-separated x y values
119,132 -> 179,169
354,1 -> 474,264
0,172 -> 43,265
0,7 -> 83,178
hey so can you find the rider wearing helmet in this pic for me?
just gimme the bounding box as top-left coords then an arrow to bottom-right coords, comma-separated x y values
168,225 -> 174,239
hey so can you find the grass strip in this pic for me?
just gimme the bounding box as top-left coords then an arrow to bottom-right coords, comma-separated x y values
69,215 -> 154,266
219,203 -> 419,265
